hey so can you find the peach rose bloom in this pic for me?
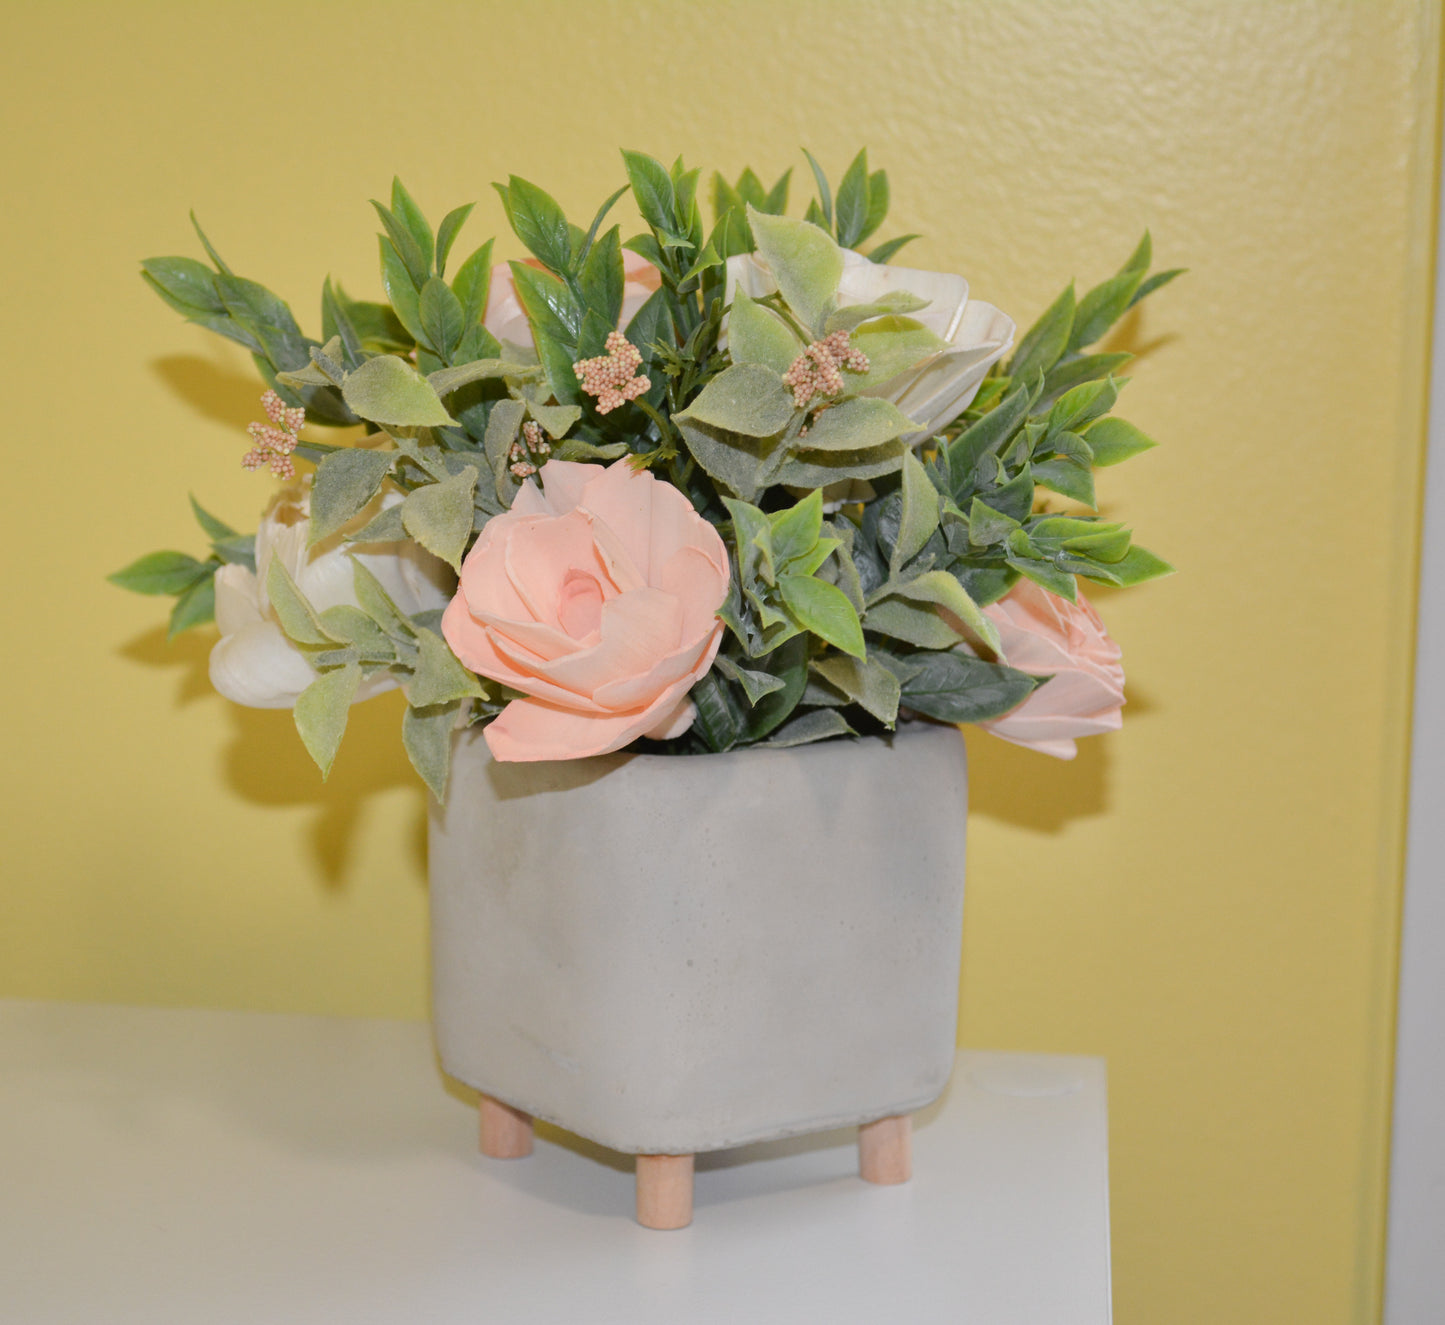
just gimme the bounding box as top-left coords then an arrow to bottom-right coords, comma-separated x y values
485,250 -> 662,350
976,579 -> 1126,760
442,459 -> 730,762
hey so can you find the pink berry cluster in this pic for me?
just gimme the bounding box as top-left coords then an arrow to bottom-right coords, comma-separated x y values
509,419 -> 552,479
781,331 -> 871,409
242,390 -> 305,479
574,332 -> 649,414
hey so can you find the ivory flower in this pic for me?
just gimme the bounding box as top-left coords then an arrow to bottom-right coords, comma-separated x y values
976,579 -> 1126,759
726,247 -> 1015,444
441,459 -> 730,762
484,250 -> 662,351
210,486 -> 453,709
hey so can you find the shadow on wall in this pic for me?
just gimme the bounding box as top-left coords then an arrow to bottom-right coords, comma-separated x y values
120,624 -> 427,890
151,353 -> 275,431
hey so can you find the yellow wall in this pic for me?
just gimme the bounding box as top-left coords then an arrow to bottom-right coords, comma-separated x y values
2,3 -> 1437,1321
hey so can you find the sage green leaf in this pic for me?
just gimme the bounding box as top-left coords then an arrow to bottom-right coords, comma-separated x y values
677,362 -> 795,437
1006,555 -> 1077,600
946,374 -> 1040,495
814,652 -> 900,725
389,179 -> 436,275
434,203 -> 474,278
1050,377 -> 1119,433
833,149 -> 870,249
980,466 -> 1036,522
108,550 -> 209,596
213,273 -> 308,371
379,238 -> 425,348
403,700 -> 461,801
1041,352 -> 1133,406
579,184 -> 630,260
1129,266 -> 1185,309
1009,283 -> 1075,382
189,496 -> 236,541
402,466 -> 478,571
771,441 -> 906,489
342,355 -> 457,428
483,398 -> 526,500
294,662 -> 361,778
309,448 -> 395,544
266,559 -> 344,645
866,234 -> 920,265
768,490 -> 823,567
167,574 -> 216,638
427,358 -> 531,397
778,573 -> 865,658
969,496 -> 1021,546
740,636 -> 809,738
373,201 -> 430,290
860,169 -> 889,245
1083,416 -> 1157,467
887,569 -> 1001,655
762,708 -> 854,748
800,148 -> 834,228
713,654 -> 786,705
419,277 -> 465,361
529,402 -> 582,439
823,520 -> 867,613
748,206 -> 844,333
726,292 -> 800,375
1058,525 -> 1133,563
797,395 -> 916,451
451,239 -> 494,331
1083,543 -> 1174,586
407,629 -> 485,706
578,224 -> 624,328
551,439 -> 629,463
498,176 -> 573,274
762,168 -> 792,215
314,604 -> 396,661
351,557 -> 417,640
676,418 -> 775,503
1069,267 -> 1145,353
622,150 -> 677,236
350,503 -> 407,545
846,320 -> 947,392
864,596 -> 965,648
689,670 -> 744,752
141,256 -> 225,315
899,652 -> 1038,724
824,292 -> 929,335
1032,458 -> 1096,507
509,261 -> 581,345
891,449 -> 940,574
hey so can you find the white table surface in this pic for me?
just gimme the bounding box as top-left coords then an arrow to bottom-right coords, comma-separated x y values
0,1000 -> 1112,1324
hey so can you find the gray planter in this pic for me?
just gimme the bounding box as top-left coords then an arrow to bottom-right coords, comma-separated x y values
428,720 -> 968,1159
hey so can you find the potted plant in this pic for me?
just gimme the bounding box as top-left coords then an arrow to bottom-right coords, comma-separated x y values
114,149 -> 1173,1228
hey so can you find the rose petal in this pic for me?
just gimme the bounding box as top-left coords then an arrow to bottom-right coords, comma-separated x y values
503,511 -> 608,628
535,587 -> 683,694
483,677 -> 696,762
592,619 -> 723,711
537,460 -> 601,516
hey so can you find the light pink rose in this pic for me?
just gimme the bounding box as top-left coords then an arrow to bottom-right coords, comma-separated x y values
485,251 -> 662,350
976,579 -> 1126,760
442,458 -> 730,762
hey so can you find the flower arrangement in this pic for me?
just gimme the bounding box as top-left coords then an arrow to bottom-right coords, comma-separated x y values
114,150 -> 1175,794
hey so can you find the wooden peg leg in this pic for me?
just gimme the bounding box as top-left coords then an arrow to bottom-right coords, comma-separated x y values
479,1094 -> 533,1158
635,1154 -> 694,1229
859,1113 -> 912,1185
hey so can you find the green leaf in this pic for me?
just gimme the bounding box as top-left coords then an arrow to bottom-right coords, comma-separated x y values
1006,555 -> 1077,600
859,169 -> 889,245
891,449 -> 940,573
689,669 -> 744,752
509,261 -> 581,345
676,418 -> 775,502
676,361 -> 795,437
342,355 -> 457,428
762,708 -> 854,748
833,149 -> 870,249
845,319 -> 947,392
390,178 -> 436,276
379,237 -> 425,347
407,629 -> 485,706
577,224 -> 624,329
801,148 -> 834,229
419,277 -> 466,361
863,596 -> 965,649
725,496 -> 776,585
769,489 -> 824,567
1083,416 -> 1157,466
824,291 -> 930,335
167,573 -> 216,637
373,200 -> 430,290
747,206 -> 844,333
1050,377 -> 1119,433
350,502 -> 407,545
451,238 -> 495,332
777,573 -> 864,657
797,395 -> 916,451
1129,266 -> 1185,309
403,700 -> 461,800
351,557 -> 417,640
213,274 -> 308,370
1040,352 -> 1133,406
500,175 -> 574,274
885,569 -> 1001,655
434,203 -> 474,277
427,358 -> 531,397
1009,283 -> 1075,382
188,211 -> 233,274
770,440 -> 906,490
763,168 -> 792,215
899,652 -> 1038,724
968,495 -> 1022,546
483,397 -> 526,504
579,184 -> 631,260
813,652 -> 900,725
1032,458 -> 1096,507
621,150 -> 676,236
108,550 -> 209,596
726,291 -> 801,375
294,662 -> 361,778
401,466 -> 478,571
866,234 -> 920,265
1068,267 -> 1145,353
309,448 -> 395,544
188,496 -> 236,541
140,256 -> 225,315
713,654 -> 787,705
315,605 -> 396,660
1082,543 -> 1174,587
528,401 -> 582,439
266,560 -> 344,646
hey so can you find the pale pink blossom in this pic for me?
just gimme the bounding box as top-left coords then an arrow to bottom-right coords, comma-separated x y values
442,459 -> 730,761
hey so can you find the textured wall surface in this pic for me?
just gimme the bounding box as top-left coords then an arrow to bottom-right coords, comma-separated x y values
1,3 -> 1438,1322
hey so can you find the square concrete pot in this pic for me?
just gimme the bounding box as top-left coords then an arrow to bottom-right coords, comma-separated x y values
428,720 -> 968,1222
